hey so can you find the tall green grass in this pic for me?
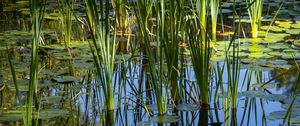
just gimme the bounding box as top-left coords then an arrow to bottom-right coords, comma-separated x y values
210,0 -> 219,42
196,0 -> 207,42
246,0 -> 263,38
186,17 -> 210,106
135,0 -> 169,115
27,0 -> 45,125
7,46 -> 26,125
154,0 -> 185,105
85,0 -> 116,111
57,0 -> 73,52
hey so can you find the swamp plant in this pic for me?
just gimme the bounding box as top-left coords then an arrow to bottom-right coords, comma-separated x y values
27,0 -> 45,125
186,18 -> 210,106
136,0 -> 168,115
154,0 -> 185,105
85,0 -> 116,111
247,0 -> 263,38
57,0 -> 73,52
210,0 -> 219,41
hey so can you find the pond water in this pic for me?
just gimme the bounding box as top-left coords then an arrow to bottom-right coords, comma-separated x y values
0,0 -> 300,126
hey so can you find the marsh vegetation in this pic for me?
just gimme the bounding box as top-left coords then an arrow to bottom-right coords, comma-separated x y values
0,0 -> 300,125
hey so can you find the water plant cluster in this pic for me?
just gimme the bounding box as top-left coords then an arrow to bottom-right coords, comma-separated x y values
0,0 -> 300,125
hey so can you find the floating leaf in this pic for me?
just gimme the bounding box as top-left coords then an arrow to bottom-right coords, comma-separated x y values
146,104 -> 172,111
34,109 -> 69,119
267,111 -> 288,120
267,52 -> 283,57
263,94 -> 287,101
241,90 -> 266,98
281,53 -> 300,59
246,65 -> 273,71
176,104 -> 199,111
51,76 -> 77,84
290,118 -> 300,124
0,113 -> 23,121
249,52 -> 273,59
42,96 -> 63,104
291,21 -> 300,29
276,21 -> 292,29
251,83 -> 275,89
150,115 -> 180,123
268,59 -> 288,65
211,55 -> 226,61
268,43 -> 290,50
240,59 -> 254,64
39,69 -> 54,76
286,29 -> 300,35
267,110 -> 300,120
261,26 -> 285,32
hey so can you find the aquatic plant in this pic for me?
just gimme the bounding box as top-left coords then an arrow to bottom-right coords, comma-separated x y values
27,0 -> 45,125
136,0 -> 169,115
7,46 -> 26,125
196,0 -> 207,42
85,0 -> 116,111
246,0 -> 263,38
210,0 -> 219,41
154,0 -> 185,105
57,0 -> 73,52
186,17 -> 210,106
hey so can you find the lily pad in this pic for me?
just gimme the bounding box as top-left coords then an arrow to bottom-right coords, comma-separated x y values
286,29 -> 300,35
39,69 -> 55,76
263,94 -> 287,101
260,26 -> 285,32
34,109 -> 69,119
290,118 -> 300,124
267,52 -> 283,57
267,110 -> 300,120
275,64 -> 293,69
246,65 -> 273,71
281,53 -> 300,59
291,21 -> 300,29
241,90 -> 266,98
251,83 -> 275,89
150,115 -> 180,123
268,59 -> 288,65
0,113 -> 23,121
42,96 -> 63,104
249,52 -> 273,59
51,76 -> 77,83
276,21 -> 292,29
240,58 -> 255,64
211,54 -> 226,61
267,111 -> 289,120
176,104 -> 199,111
268,43 -> 290,50
146,104 -> 172,111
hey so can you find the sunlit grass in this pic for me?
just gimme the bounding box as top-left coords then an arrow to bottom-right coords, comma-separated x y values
27,0 -> 45,125
85,0 -> 116,111
247,0 -> 263,38
211,0 -> 219,41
